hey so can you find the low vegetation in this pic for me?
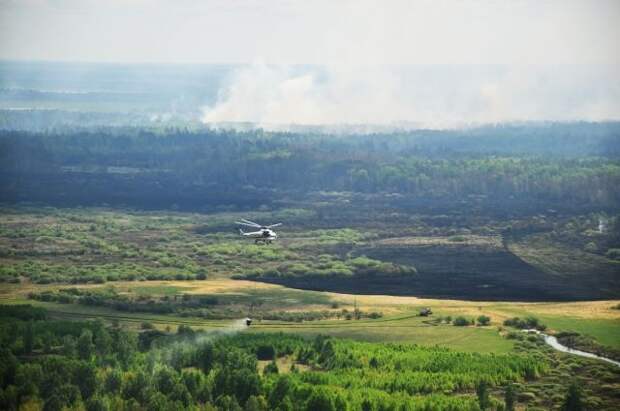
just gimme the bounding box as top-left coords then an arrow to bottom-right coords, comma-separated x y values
0,305 -> 577,411
1,205 -> 618,301
503,317 -> 547,331
1,304 -> 618,410
27,286 -> 383,322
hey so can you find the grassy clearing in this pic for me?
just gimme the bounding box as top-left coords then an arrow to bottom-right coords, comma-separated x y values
129,284 -> 193,296
376,235 -> 503,248
3,278 -> 618,354
6,278 -> 620,323
508,233 -> 618,277
252,321 -> 515,353
537,317 -> 620,348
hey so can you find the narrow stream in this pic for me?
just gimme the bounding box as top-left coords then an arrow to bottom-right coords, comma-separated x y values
523,329 -> 620,367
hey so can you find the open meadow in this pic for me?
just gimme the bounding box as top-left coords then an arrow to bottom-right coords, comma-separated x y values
2,278 -> 619,351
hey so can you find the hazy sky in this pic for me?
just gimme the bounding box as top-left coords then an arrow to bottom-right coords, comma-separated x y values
1,0 -> 619,126
1,0 -> 619,65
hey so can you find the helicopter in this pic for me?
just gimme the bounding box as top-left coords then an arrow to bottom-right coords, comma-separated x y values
235,218 -> 282,244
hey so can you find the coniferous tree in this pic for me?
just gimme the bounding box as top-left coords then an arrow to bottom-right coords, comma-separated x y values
216,395 -> 242,411
94,327 -> 112,357
23,321 -> 34,354
77,329 -> 95,360
245,395 -> 268,411
62,335 -> 76,357
264,360 -> 279,375
476,380 -> 490,410
504,383 -> 516,411
104,370 -> 122,394
561,382 -> 583,411
305,387 -> 336,411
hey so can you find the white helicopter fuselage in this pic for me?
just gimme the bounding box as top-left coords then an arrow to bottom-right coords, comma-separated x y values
239,228 -> 277,242
236,219 -> 281,244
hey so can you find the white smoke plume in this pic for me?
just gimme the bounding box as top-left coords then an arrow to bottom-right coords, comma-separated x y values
202,63 -> 620,131
152,318 -> 250,367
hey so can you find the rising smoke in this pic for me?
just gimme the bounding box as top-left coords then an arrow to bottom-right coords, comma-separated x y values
201,63 -> 620,131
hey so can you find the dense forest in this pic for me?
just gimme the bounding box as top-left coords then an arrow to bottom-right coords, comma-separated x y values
1,304 -> 584,411
1,122 -> 619,213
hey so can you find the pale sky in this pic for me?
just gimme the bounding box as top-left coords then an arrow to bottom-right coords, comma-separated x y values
0,0 -> 619,65
1,0 -> 619,126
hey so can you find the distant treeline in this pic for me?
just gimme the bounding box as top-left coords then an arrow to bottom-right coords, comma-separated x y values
1,122 -> 619,211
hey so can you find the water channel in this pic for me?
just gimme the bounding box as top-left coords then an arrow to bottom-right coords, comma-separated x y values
523,329 -> 620,367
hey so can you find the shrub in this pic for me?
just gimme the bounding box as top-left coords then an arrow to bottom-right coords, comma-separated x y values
503,316 -> 546,331
177,325 -> 194,336
477,315 -> 491,326
453,316 -> 471,326
141,322 -> 155,330
256,345 -> 276,360
526,335 -> 540,343
583,242 -> 598,253
199,297 -> 218,306
605,248 -> 620,260
518,392 -> 537,403
476,380 -> 490,410
505,383 -> 516,411
505,332 -> 523,340
263,361 -> 279,375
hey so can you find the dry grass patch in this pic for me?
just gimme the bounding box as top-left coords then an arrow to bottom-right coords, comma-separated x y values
508,234 -> 616,277
376,235 -> 503,248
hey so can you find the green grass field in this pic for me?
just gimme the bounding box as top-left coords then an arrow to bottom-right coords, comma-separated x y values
252,321 -> 514,353
4,278 -> 618,356
538,317 -> 620,348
